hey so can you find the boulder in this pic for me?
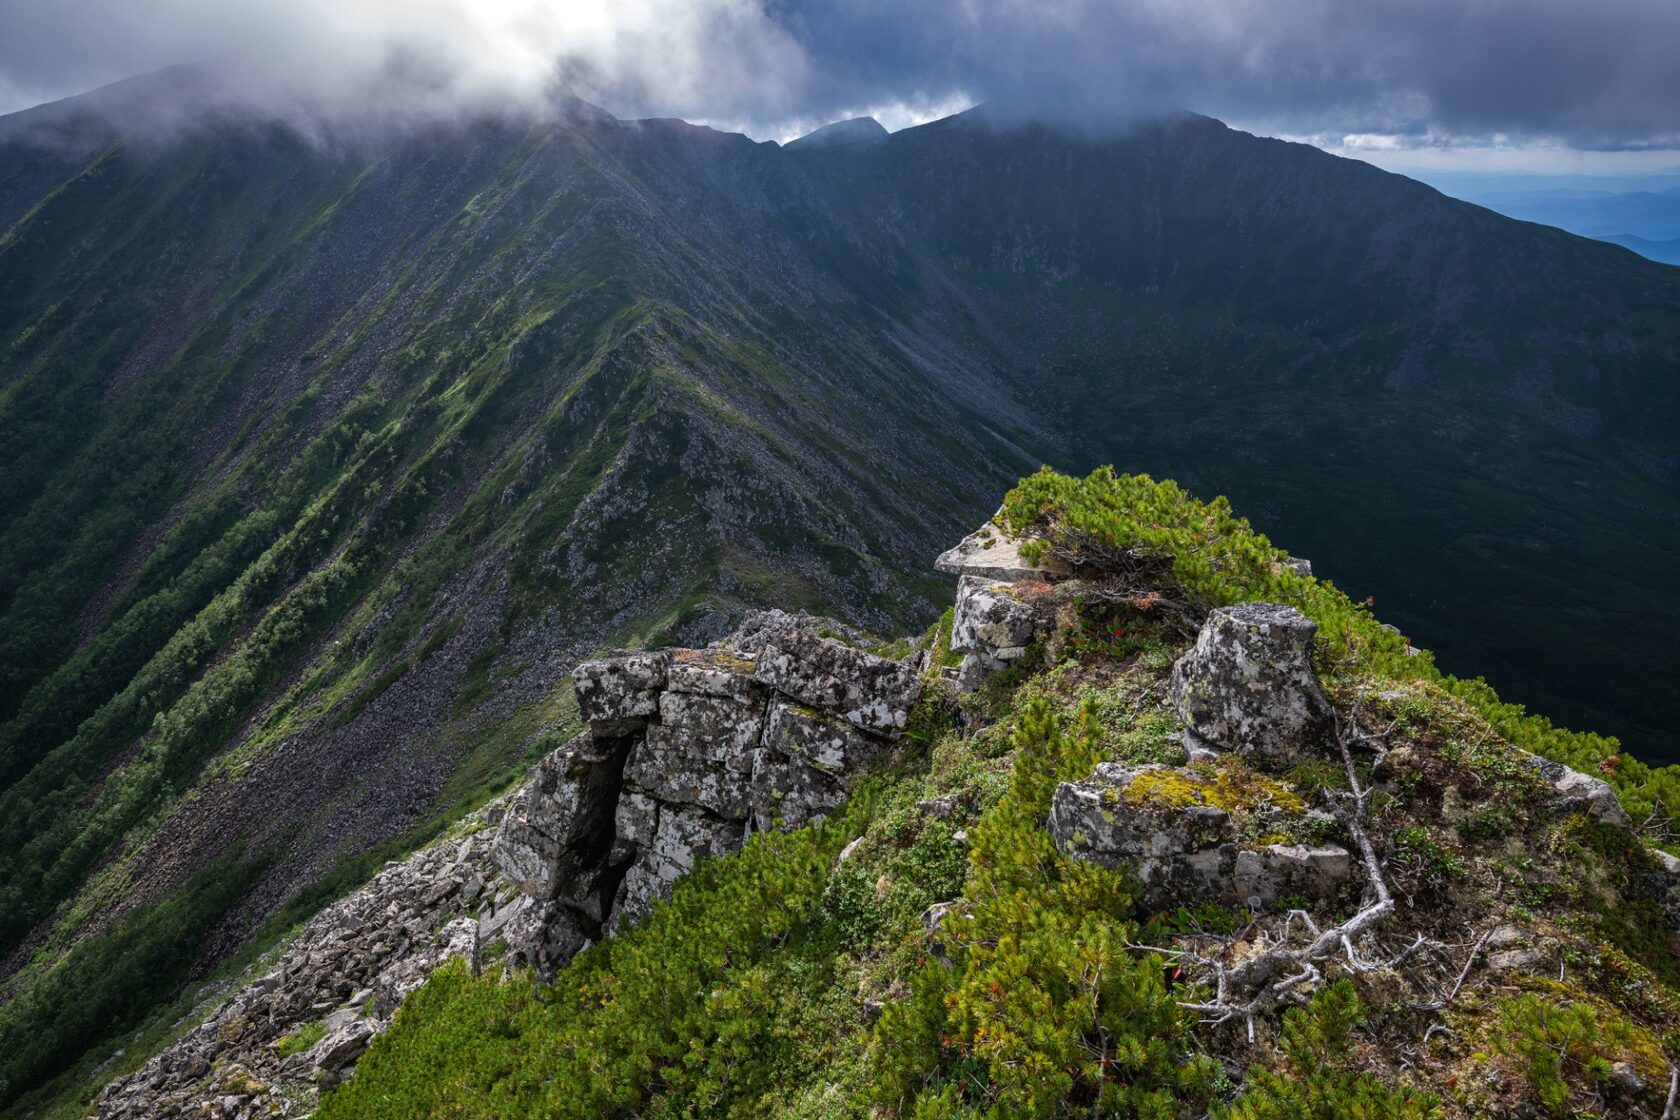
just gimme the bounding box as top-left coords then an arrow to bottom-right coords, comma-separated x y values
310,1020 -> 376,1074
935,517 -> 1064,582
610,805 -> 744,929
1048,763 -> 1350,911
1232,844 -> 1353,907
750,749 -> 848,831
492,731 -> 633,900
1169,603 -> 1335,764
1518,751 -> 1631,827
762,701 -> 884,776
573,650 -> 671,725
950,575 -> 1044,654
1641,849 -> 1680,948
755,627 -> 922,734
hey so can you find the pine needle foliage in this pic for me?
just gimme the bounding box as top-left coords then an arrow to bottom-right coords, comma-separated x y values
868,698 -> 1218,1118
1213,982 -> 1441,1120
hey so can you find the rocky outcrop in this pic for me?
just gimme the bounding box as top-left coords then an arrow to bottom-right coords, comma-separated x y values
1048,763 -> 1352,911
487,613 -> 924,948
491,731 -> 631,909
1169,603 -> 1336,764
936,518 -> 1057,692
92,610 -> 924,1117
950,574 -> 1049,690
95,803 -> 527,1119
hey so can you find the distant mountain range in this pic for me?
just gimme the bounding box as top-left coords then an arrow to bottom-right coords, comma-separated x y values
2,78 -> 1679,1110
1420,172 -> 1680,264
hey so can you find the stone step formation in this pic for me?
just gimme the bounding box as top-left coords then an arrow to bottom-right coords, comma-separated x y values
88,517 -> 1677,1119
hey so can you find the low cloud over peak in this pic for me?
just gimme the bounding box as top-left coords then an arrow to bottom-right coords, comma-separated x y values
1,0 -> 1676,155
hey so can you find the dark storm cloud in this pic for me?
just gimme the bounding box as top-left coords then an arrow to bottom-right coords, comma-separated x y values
775,0 -> 1680,148
0,0 -> 1675,149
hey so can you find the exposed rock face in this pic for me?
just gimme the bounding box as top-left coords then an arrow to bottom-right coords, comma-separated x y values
610,803 -> 745,929
491,731 -> 631,903
754,627 -> 922,733
750,748 -> 848,832
92,612 -> 926,1116
938,520 -> 1057,692
763,702 -> 885,775
573,651 -> 672,726
1169,603 -> 1335,764
1047,763 -> 1352,911
565,616 -> 924,933
950,574 -> 1050,690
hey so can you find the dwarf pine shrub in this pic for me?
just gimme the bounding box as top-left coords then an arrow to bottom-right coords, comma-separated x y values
999,466 -> 1680,835
1214,981 -> 1441,1120
868,698 -> 1218,1117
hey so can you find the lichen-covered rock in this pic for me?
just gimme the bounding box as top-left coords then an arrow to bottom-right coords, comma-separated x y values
652,691 -> 767,771
951,575 -> 1044,653
666,647 -> 766,701
727,608 -> 874,655
614,788 -> 661,850
311,1019 -> 377,1077
1519,750 -> 1632,827
762,701 -> 884,776
1169,602 -> 1335,763
573,650 -> 672,725
1232,844 -> 1352,906
750,749 -> 848,831
499,899 -> 591,977
623,735 -> 755,819
437,916 -> 481,975
492,731 -> 633,900
610,804 -> 744,929
1048,763 -> 1349,910
755,627 -> 922,734
935,516 -> 1064,582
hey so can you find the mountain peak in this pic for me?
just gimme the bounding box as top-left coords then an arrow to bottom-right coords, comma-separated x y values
784,115 -> 889,151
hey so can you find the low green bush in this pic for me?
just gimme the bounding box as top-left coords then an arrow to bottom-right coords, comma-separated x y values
1000,467 -> 1680,835
1214,982 -> 1440,1120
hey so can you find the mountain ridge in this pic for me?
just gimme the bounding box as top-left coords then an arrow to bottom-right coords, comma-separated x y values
2,81 -> 1680,1114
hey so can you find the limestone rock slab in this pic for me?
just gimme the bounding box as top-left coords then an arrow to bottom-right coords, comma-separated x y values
935,518 -> 1063,582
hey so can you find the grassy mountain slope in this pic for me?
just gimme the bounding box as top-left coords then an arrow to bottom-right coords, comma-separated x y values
1,86 -> 1679,1111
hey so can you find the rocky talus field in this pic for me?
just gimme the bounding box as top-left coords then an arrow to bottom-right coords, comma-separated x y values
68,471 -> 1680,1120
